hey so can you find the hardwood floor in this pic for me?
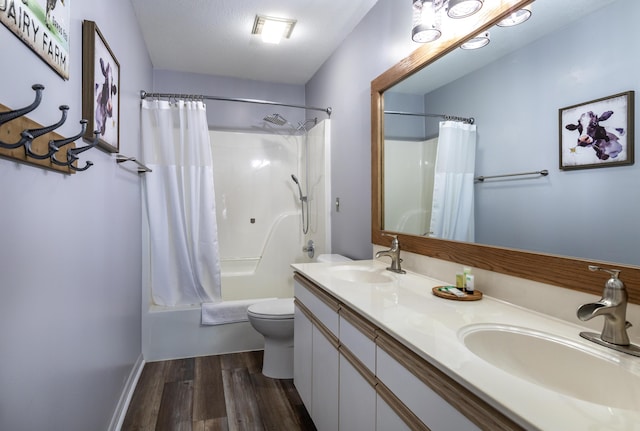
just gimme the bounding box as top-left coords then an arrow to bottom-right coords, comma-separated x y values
122,350 -> 316,431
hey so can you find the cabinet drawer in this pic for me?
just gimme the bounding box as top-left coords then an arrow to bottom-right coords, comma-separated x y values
376,331 -> 523,431
294,273 -> 339,337
339,305 -> 376,373
377,345 -> 478,431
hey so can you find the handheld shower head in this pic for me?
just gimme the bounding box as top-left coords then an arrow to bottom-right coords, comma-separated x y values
291,174 -> 305,202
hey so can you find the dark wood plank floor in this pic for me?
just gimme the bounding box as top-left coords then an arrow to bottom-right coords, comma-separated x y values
122,350 -> 316,431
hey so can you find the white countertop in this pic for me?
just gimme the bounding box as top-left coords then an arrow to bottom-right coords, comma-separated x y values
292,259 -> 640,431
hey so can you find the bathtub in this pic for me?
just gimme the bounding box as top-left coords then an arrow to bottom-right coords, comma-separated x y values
142,213 -> 320,361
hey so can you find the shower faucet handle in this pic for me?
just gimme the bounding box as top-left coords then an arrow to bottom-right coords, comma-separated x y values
303,240 -> 315,259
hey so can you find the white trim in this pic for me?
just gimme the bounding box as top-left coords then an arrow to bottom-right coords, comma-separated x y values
108,354 -> 145,431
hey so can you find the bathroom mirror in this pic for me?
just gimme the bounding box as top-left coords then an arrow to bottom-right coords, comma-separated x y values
372,0 -> 640,303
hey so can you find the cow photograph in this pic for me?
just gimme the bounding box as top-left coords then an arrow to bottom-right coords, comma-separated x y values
82,20 -> 120,153
559,91 -> 634,170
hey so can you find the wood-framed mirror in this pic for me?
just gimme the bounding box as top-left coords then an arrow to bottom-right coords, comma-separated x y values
371,0 -> 640,303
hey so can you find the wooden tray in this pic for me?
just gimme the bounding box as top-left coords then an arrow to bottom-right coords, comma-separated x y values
432,286 -> 483,301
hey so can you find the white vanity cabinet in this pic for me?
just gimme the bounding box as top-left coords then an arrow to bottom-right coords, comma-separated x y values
294,275 -> 340,431
293,272 -> 523,431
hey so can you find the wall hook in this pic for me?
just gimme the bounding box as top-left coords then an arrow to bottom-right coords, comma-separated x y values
0,84 -> 44,127
38,120 -> 89,161
51,130 -> 98,170
66,131 -> 99,171
0,105 -> 69,150
24,110 -> 83,160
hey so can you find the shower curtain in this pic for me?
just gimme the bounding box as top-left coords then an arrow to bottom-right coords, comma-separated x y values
141,99 -> 221,306
429,121 -> 477,242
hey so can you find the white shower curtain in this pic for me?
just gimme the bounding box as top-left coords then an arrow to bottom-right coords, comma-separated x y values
141,99 -> 221,306
429,121 -> 477,242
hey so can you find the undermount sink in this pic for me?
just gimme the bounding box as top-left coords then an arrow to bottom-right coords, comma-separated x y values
459,324 -> 640,410
328,265 -> 394,284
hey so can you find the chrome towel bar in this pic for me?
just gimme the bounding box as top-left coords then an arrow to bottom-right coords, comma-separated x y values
115,154 -> 152,173
475,169 -> 548,182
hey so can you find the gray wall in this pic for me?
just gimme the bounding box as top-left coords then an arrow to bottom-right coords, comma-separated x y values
306,0 -> 417,259
424,0 -> 640,265
153,69 -> 308,131
0,1 -> 152,430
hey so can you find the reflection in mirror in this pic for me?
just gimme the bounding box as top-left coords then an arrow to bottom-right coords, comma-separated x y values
382,0 -> 639,266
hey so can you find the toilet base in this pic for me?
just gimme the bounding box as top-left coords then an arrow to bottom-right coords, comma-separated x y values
262,337 -> 294,379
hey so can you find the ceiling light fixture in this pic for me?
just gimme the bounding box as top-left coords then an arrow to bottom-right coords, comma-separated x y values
252,15 -> 297,44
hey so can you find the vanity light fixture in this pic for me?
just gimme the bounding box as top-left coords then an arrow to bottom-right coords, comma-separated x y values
412,0 -> 483,43
496,6 -> 532,27
460,31 -> 490,49
447,0 -> 483,19
252,15 -> 297,44
412,0 -> 442,43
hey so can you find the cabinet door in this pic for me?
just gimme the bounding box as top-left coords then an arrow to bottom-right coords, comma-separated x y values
339,354 -> 376,431
294,303 -> 313,411
311,325 -> 339,431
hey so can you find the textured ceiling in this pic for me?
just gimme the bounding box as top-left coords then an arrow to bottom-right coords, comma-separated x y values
131,0 -> 379,85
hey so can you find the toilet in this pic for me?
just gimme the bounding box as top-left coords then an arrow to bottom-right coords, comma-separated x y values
247,298 -> 295,379
247,254 -> 352,379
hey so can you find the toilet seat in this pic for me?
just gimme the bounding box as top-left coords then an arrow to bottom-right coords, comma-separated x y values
247,298 -> 294,319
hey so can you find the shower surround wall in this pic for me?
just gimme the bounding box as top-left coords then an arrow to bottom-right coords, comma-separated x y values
143,122 -> 330,361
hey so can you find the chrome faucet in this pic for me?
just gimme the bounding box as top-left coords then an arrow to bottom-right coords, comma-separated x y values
375,234 -> 406,274
577,265 -> 640,357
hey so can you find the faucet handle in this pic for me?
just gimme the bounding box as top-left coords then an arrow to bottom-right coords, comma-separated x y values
589,265 -> 620,278
589,265 -> 624,290
382,233 -> 399,245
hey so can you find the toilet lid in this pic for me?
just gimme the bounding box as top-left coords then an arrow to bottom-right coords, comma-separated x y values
248,298 -> 294,319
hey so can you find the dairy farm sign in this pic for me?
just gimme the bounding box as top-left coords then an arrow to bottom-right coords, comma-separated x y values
1,0 -> 70,80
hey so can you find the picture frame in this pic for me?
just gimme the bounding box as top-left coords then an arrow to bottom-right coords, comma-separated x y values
82,20 -> 120,153
559,91 -> 634,170
1,0 -> 71,80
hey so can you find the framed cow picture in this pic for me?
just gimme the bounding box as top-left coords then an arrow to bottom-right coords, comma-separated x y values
82,20 -> 119,153
559,91 -> 634,170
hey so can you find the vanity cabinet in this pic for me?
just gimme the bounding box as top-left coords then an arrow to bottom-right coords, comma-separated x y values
294,275 -> 340,431
293,272 -> 523,431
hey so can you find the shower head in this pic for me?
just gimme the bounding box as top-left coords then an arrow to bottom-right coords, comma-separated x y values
297,118 -> 318,132
291,174 -> 305,202
264,113 -> 288,126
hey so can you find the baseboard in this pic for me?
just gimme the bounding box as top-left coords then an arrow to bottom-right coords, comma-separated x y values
108,354 -> 145,431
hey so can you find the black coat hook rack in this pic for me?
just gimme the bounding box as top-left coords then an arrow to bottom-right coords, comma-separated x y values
0,84 -> 98,174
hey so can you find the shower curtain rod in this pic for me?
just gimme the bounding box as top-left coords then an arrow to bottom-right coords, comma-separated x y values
140,90 -> 332,117
384,110 -> 474,124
